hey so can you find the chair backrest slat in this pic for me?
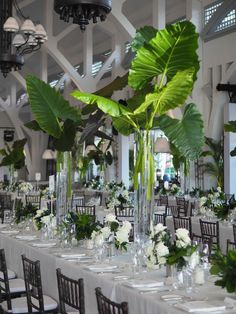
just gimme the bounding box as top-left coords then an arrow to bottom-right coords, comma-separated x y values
75,205 -> 95,216
115,206 -> 134,220
227,239 -> 236,253
153,213 -> 166,226
200,219 -> 220,247
173,216 -> 192,237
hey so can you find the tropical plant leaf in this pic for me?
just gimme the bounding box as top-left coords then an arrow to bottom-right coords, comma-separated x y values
0,139 -> 27,169
134,69 -> 195,116
53,120 -> 77,152
24,120 -> 45,132
71,91 -> 129,117
26,75 -> 81,138
129,21 -> 199,90
96,72 -> 129,98
79,111 -> 105,144
158,103 -> 204,159
112,116 -> 135,136
230,147 -> 236,156
81,104 -> 98,115
224,121 -> 236,132
131,26 -> 158,51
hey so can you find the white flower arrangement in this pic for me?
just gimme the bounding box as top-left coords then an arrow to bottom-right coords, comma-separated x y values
198,187 -> 226,217
33,208 -> 56,231
105,181 -> 133,211
169,184 -> 182,196
18,181 -> 33,194
91,214 -> 132,251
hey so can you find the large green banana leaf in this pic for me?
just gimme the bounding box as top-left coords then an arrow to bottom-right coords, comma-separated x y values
129,21 -> 199,90
134,68 -> 195,117
0,139 -> 27,170
158,103 -> 204,159
26,75 -> 81,138
224,121 -> 236,132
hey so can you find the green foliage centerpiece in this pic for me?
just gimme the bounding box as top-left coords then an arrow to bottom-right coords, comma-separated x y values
71,21 -> 204,237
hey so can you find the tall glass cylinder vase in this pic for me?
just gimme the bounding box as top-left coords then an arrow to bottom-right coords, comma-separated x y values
134,130 -> 155,239
56,151 -> 72,224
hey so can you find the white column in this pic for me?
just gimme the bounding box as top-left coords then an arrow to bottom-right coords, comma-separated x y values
224,103 -> 236,195
153,0 -> 166,29
118,135 -> 129,187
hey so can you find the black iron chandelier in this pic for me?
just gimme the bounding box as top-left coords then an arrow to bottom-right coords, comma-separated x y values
54,0 -> 112,31
0,0 -> 47,78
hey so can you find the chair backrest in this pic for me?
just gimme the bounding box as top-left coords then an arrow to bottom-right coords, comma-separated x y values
95,287 -> 128,314
75,205 -> 95,216
160,195 -> 168,206
173,216 -> 192,237
25,194 -> 41,207
227,239 -> 236,253
191,233 -> 213,258
153,213 -> 166,226
21,254 -> 44,313
56,268 -> 85,314
72,194 -> 85,208
0,249 -> 12,311
115,206 -> 134,220
233,224 -> 236,243
0,194 -> 12,210
169,205 -> 182,217
200,219 -> 220,246
176,197 -> 189,216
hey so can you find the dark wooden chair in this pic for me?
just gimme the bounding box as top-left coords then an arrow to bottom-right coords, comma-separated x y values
153,213 -> 166,226
75,205 -> 96,217
0,249 -> 28,314
0,194 -> 13,222
72,193 -> 85,208
115,206 -> 134,222
200,219 -> 220,247
169,205 -> 184,217
173,216 -> 192,237
25,194 -> 41,208
176,197 -> 189,216
21,255 -> 58,313
95,287 -> 128,314
191,233 -> 213,258
233,224 -> 236,243
56,268 -> 85,314
159,195 -> 168,206
227,239 -> 236,253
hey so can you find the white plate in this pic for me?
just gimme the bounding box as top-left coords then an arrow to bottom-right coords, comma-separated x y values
123,279 -> 164,289
15,235 -> 37,241
175,301 -> 226,313
85,264 -> 118,272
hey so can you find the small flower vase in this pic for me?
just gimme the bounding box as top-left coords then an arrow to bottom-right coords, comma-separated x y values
134,130 -> 155,239
56,151 -> 72,224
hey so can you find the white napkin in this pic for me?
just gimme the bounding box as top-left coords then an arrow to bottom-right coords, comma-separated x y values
175,301 -> 226,313
1,230 -> 19,234
86,264 -> 118,272
16,235 -> 37,241
31,242 -> 57,248
161,294 -> 183,301
124,280 -> 164,289
59,253 -> 86,259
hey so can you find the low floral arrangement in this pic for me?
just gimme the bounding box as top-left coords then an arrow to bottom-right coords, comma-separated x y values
199,187 -> 226,216
84,178 -> 104,190
18,181 -> 33,194
210,248 -> 236,293
61,212 -> 102,242
40,187 -> 55,199
169,184 -> 182,196
33,208 -> 56,230
3,182 -> 19,192
146,223 -> 198,270
189,187 -> 205,198
91,213 -> 132,251
15,202 -> 38,224
105,181 -> 133,211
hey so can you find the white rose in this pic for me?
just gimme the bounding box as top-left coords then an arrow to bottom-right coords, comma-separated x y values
115,228 -> 129,244
200,197 -> 207,206
158,256 -> 167,265
199,206 -> 206,215
41,215 -> 50,225
122,221 -> 132,232
155,242 -> 169,257
104,214 -> 117,223
176,239 -> 189,248
153,223 -> 167,235
146,243 -> 155,256
101,226 -> 111,239
176,228 -> 190,240
217,187 -> 221,192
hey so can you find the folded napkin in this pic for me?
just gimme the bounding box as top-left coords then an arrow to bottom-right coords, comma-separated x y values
86,264 -> 118,272
16,235 -> 37,241
175,301 -> 226,313
31,242 -> 57,248
161,294 -> 183,302
1,230 -> 19,234
124,280 -> 164,289
59,253 -> 86,259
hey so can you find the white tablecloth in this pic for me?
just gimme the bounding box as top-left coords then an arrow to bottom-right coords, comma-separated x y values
0,233 -> 234,314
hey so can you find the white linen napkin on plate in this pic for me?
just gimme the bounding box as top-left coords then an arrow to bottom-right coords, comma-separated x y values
85,264 -> 118,272
59,253 -> 86,259
16,235 -> 37,241
175,301 -> 226,312
1,230 -> 19,234
123,280 -> 164,289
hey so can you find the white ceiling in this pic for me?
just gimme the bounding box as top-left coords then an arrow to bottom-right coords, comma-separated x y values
0,0 -> 187,98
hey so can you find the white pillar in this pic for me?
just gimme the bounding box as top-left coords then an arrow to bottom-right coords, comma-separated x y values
118,135 -> 129,187
153,0 -> 166,29
224,103 -> 236,194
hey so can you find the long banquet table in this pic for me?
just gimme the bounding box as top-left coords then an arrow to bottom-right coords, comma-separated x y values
0,231 -> 235,314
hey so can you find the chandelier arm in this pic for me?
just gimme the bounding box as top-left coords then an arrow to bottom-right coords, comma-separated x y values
20,43 -> 42,56
15,34 -> 30,54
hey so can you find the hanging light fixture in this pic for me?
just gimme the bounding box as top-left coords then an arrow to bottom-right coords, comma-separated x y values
54,0 -> 112,31
154,136 -> 171,153
0,0 -> 47,78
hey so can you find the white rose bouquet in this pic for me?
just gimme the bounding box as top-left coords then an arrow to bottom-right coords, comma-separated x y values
18,181 -> 33,193
33,208 -> 55,230
91,214 -> 132,250
169,184 -> 182,196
